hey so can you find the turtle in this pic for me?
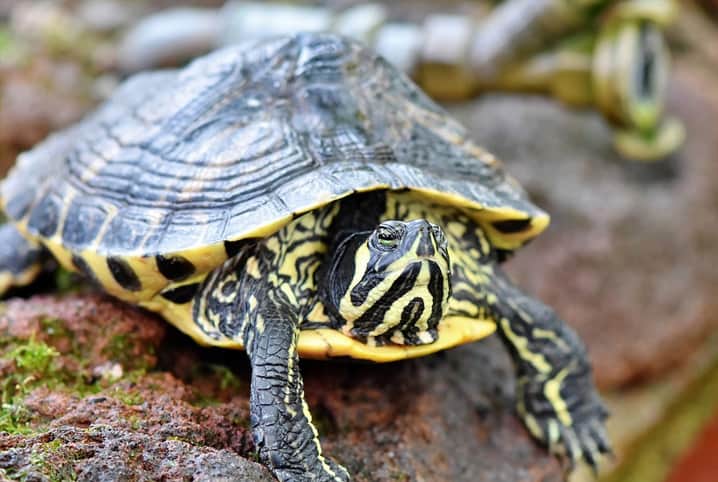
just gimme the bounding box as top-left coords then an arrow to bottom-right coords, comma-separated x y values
0,33 -> 610,481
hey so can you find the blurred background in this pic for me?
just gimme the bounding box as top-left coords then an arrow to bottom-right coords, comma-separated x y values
0,1 -> 717,481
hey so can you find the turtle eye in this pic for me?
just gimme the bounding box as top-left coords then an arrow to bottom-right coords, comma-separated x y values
374,223 -> 404,251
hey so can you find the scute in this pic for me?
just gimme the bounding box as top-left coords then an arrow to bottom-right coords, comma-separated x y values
61,200 -> 109,246
1,33 -> 547,297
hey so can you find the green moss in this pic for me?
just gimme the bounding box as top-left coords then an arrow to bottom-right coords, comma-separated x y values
27,444 -> 78,482
43,439 -> 63,452
166,435 -> 193,445
191,394 -> 218,408
102,333 -> 154,371
102,333 -> 154,374
109,386 -> 144,406
104,333 -> 131,358
187,363 -> 242,406
214,364 -> 242,391
48,464 -> 78,482
122,391 -> 144,406
0,340 -> 61,434
53,268 -> 85,295
39,317 -> 80,356
28,449 -> 46,469
127,415 -> 142,431
123,369 -> 148,385
0,404 -> 32,435
0,336 -> 145,434
110,388 -> 145,406
8,341 -> 59,373
40,317 -> 69,338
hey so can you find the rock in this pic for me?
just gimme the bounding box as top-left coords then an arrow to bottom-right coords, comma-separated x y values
117,7 -> 221,73
305,339 -> 563,481
0,294 -> 269,480
0,294 -> 563,481
78,0 -> 137,33
0,294 -> 165,372
0,426 -> 273,482
446,52 -> 718,390
0,60 -> 93,175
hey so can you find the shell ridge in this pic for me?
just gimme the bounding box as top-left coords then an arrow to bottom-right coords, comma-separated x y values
2,33 -> 545,262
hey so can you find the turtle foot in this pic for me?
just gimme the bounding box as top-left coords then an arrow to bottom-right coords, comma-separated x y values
517,366 -> 612,471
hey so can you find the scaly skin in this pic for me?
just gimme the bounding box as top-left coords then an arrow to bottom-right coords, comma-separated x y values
197,236 -> 351,481
486,266 -> 611,469
243,280 -> 349,482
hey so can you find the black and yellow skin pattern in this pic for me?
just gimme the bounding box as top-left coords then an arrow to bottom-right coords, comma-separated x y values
0,34 -> 610,481
165,190 -> 607,480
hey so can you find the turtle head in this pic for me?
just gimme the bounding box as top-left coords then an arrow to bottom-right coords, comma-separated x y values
325,219 -> 451,345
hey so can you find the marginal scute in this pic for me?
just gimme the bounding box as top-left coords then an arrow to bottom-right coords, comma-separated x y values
100,209 -> 158,252
27,193 -> 62,238
106,256 -> 142,292
4,187 -> 35,220
155,254 -> 196,281
492,218 -> 533,234
71,254 -> 100,285
0,225 -> 44,289
160,283 -> 200,304
62,201 -> 108,247
224,238 -> 259,258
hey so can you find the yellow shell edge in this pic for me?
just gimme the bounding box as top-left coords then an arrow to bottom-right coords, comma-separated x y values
151,299 -> 496,363
297,316 -> 496,361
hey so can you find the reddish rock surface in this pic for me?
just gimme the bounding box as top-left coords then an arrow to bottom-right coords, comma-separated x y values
0,294 -> 563,481
0,294 -> 164,371
306,338 -> 563,481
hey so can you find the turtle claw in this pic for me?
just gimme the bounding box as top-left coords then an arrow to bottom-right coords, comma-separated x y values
557,421 -> 604,473
518,372 -> 612,472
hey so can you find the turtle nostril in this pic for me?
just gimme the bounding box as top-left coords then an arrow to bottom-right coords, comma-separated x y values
416,229 -> 435,257
430,225 -> 446,246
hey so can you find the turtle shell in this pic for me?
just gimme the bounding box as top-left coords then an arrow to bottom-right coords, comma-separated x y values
1,33 -> 548,302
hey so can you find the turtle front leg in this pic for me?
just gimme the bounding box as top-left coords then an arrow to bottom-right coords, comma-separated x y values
243,286 -> 350,482
486,265 -> 611,469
